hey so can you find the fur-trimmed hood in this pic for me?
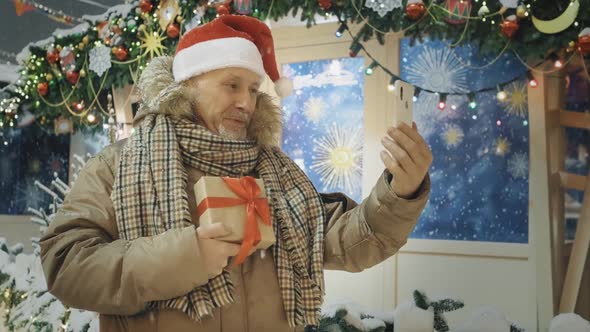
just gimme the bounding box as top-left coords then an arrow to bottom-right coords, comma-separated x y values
134,56 -> 283,146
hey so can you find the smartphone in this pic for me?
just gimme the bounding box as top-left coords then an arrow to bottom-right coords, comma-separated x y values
392,80 -> 414,127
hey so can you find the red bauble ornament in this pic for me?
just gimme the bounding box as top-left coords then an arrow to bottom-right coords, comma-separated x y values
167,24 -> 180,38
139,0 -> 153,13
114,46 -> 128,61
216,4 -> 230,16
112,25 -> 122,35
66,70 -> 80,85
500,19 -> 519,38
578,35 -> 590,55
318,0 -> 332,10
406,2 -> 426,20
46,50 -> 59,64
37,82 -> 48,96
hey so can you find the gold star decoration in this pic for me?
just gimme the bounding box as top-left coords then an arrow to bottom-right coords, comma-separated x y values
138,29 -> 168,59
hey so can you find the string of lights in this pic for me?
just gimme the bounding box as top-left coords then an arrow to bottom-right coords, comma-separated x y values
11,0 -> 83,25
333,17 -> 549,111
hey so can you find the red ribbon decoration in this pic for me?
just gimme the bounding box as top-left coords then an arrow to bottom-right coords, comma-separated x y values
196,176 -> 271,265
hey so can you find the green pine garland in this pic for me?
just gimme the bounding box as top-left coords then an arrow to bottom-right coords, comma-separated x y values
305,307 -> 389,332
413,290 -> 465,332
1,0 -> 588,134
307,290 -> 465,332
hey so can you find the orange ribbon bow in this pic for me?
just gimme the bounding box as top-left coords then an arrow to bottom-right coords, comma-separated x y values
196,176 -> 271,265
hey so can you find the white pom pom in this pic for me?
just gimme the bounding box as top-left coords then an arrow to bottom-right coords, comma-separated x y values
550,313 -> 590,332
393,301 -> 434,332
274,77 -> 293,97
454,306 -> 511,332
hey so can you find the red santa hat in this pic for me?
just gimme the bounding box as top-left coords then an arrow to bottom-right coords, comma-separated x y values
173,15 -> 293,97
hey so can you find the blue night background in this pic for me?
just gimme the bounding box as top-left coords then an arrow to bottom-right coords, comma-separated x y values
281,57 -> 365,203
401,37 -> 531,243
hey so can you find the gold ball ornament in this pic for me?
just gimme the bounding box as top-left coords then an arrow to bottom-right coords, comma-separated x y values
567,40 -> 576,52
80,69 -> 86,78
46,73 -> 53,81
82,35 -> 90,44
78,42 -> 85,51
516,5 -> 526,18
176,16 -> 184,23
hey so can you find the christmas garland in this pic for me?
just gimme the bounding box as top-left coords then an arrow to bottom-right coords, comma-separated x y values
1,0 -> 589,135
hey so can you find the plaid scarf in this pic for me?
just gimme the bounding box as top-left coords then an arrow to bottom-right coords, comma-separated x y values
111,114 -> 325,326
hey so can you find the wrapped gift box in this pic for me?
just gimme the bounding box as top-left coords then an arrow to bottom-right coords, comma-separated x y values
194,176 -> 275,250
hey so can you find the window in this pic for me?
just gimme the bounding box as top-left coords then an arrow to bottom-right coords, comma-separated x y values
0,126 -> 70,215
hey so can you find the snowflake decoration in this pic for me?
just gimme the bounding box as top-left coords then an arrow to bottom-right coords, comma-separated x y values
405,46 -> 469,94
311,125 -> 362,194
494,137 -> 511,156
507,152 -> 528,178
364,0 -> 402,17
442,124 -> 464,148
304,97 -> 327,124
501,80 -> 528,118
89,45 -> 112,77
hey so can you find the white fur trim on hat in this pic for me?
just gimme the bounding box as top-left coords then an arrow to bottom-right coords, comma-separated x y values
274,76 -> 293,97
173,37 -> 266,82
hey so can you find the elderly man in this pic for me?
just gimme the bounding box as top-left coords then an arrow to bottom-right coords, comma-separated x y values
40,14 -> 432,332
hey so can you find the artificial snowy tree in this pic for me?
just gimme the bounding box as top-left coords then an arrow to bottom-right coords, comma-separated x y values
306,290 -> 464,332
0,155 -> 99,332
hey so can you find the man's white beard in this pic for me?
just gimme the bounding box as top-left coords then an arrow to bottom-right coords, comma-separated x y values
218,110 -> 250,140
218,124 -> 247,140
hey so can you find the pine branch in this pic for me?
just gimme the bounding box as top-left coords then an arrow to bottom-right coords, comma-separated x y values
430,298 -> 464,313
511,323 -> 525,332
433,312 -> 449,332
413,290 -> 429,310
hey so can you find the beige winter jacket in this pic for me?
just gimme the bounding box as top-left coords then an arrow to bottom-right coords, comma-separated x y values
39,57 -> 430,332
